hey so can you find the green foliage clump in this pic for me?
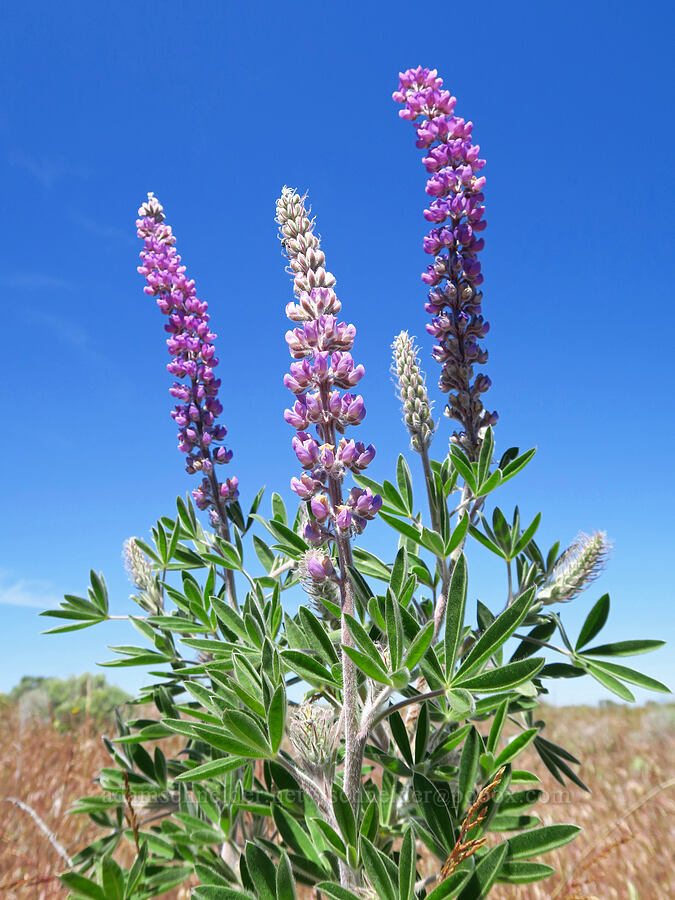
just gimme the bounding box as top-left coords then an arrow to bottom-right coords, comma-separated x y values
9,673 -> 131,731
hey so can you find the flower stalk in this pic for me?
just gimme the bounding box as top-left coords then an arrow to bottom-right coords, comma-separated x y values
394,67 -> 497,459
276,188 -> 381,844
136,193 -> 238,607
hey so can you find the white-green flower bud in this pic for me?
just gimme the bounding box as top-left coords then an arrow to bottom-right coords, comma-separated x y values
123,538 -> 163,614
537,531 -> 612,604
392,331 -> 435,452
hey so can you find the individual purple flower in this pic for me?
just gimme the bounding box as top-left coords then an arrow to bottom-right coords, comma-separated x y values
276,187 -> 380,545
136,192 -> 237,522
394,68 -> 497,457
305,553 -> 337,583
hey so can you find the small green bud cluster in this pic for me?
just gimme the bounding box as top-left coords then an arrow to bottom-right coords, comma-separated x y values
392,331 -> 435,452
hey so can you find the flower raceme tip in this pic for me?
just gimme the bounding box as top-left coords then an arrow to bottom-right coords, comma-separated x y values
136,193 -> 237,518
394,68 -> 497,457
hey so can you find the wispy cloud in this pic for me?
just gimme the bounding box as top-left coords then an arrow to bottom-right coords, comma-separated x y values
0,572 -> 61,609
71,213 -> 135,245
0,273 -> 74,291
25,309 -> 90,350
8,150 -> 89,189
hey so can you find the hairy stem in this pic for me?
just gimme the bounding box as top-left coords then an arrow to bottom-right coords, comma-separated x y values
207,470 -> 238,609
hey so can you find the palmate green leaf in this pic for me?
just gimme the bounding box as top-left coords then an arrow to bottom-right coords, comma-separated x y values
298,606 -> 339,664
245,842 -> 277,900
352,547 -> 391,581
175,756 -> 248,782
342,645 -> 391,684
142,864 -> 193,894
173,720 -> 269,758
99,856 -> 124,900
332,784 -> 357,849
512,512 -> 542,557
585,661 -> 635,701
360,837 -> 397,900
507,824 -> 580,860
584,659 -> 670,693
192,888 -> 255,900
399,825 -> 417,900
510,620 -> 557,662
389,546 -> 409,597
145,615 -> 213,633
446,512 -> 470,556
497,861 -> 555,883
389,710 -> 414,767
222,709 -> 272,755
99,649 -> 171,668
582,639 -> 666,657
540,662 -> 585,678
454,588 -> 537,680
458,727 -> 481,814
344,614 -> 385,665
445,553 -> 468,675
477,425 -> 495,486
381,478 -> 409,515
42,618 -> 107,634
405,620 -> 434,670
271,492 -> 288,524
280,649 -> 339,687
425,870 -> 472,900
379,511 -> 422,544
311,818 -> 347,859
59,872 -> 107,900
420,526 -> 446,558
487,698 -> 509,754
250,514 -> 308,557
455,658 -> 545,693
253,535 -> 275,572
457,843 -> 509,899
493,815 -> 542,835
314,884 -> 362,900
386,585 -> 404,670
211,597 -> 250,642
494,728 -> 539,768
500,447 -> 536,484
413,773 -> 456,853
276,851 -> 297,900
396,454 -> 414,514
449,446 -> 477,492
533,736 -> 588,792
469,525 -> 507,559
267,684 -> 287,754
575,593 -> 610,649
478,468 -> 503,497
272,805 -> 325,869
125,840 -> 148,897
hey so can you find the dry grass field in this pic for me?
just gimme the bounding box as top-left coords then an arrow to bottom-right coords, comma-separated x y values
1,701 -> 673,899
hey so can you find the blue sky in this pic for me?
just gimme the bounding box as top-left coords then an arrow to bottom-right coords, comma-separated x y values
2,0 -> 673,704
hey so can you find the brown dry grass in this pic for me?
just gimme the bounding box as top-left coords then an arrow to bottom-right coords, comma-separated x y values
1,701 -> 673,898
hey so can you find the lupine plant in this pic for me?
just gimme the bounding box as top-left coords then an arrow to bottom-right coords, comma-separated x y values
43,67 -> 668,900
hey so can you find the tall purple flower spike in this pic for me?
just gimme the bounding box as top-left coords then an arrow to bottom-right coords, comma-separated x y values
276,188 -> 381,580
394,67 -> 497,458
136,193 -> 238,522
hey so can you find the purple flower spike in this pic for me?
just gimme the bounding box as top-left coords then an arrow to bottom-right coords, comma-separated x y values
394,69 -> 497,457
276,187 -> 381,543
136,193 -> 237,521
